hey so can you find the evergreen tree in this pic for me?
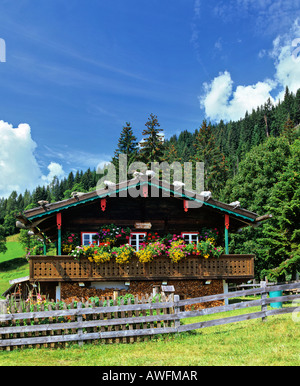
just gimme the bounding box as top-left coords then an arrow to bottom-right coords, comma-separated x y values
293,89 -> 300,125
219,136 -> 295,279
281,115 -> 296,145
139,113 -> 165,166
67,171 -> 75,190
0,225 -> 7,254
112,122 -> 138,181
193,120 -> 228,195
259,139 -> 300,280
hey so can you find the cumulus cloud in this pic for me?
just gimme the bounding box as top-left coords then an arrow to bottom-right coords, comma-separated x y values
271,20 -> 300,100
0,120 -> 65,198
199,18 -> 300,122
41,162 -> 65,185
199,72 -> 276,122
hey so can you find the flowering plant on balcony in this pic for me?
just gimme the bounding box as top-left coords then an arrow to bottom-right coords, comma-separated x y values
68,227 -> 223,263
199,227 -> 219,242
88,247 -> 111,264
145,232 -> 160,243
136,241 -> 167,263
62,232 -> 80,254
70,243 -> 111,261
167,239 -> 187,263
194,238 -> 223,259
93,224 -> 131,246
111,244 -> 135,264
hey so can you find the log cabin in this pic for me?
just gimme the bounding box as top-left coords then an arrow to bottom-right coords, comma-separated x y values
13,174 -> 269,305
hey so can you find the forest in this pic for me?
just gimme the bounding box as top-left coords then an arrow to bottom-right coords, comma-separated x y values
0,86 -> 299,281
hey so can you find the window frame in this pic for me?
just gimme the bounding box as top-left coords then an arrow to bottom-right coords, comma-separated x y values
81,232 -> 99,246
181,232 -> 199,244
129,232 -> 147,251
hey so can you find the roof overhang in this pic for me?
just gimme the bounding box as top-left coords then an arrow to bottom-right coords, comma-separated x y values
16,176 -> 270,240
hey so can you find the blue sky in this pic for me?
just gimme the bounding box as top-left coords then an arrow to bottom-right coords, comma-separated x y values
0,0 -> 300,197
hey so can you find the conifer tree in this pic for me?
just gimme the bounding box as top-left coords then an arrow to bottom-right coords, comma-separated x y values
260,139 -> 300,281
139,113 -> 165,167
293,89 -> 300,125
282,115 -> 296,145
193,120 -> 228,195
112,122 -> 138,181
0,225 -> 6,254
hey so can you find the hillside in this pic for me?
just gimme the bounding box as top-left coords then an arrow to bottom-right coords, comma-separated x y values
0,234 -> 28,298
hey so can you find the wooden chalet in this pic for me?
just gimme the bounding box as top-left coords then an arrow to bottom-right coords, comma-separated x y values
14,174 -> 269,303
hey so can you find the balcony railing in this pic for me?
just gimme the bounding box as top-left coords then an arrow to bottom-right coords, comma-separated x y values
29,254 -> 255,281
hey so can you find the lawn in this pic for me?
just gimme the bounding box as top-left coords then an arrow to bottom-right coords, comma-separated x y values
0,234 -> 28,297
0,312 -> 299,366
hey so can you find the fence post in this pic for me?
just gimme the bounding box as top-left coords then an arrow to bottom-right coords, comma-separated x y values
174,294 -> 180,331
77,302 -> 83,346
0,299 -> 8,314
260,281 -> 268,322
113,290 -> 119,301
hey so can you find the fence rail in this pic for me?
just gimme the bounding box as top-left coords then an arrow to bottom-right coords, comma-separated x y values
0,282 -> 299,350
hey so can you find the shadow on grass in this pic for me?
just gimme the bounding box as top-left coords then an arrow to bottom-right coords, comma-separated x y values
0,258 -> 28,272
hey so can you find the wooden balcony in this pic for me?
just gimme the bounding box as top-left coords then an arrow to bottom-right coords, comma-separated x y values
29,254 -> 255,282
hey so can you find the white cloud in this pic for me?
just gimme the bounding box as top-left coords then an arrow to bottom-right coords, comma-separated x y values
0,120 -> 65,198
199,18 -> 300,122
272,19 -> 300,100
41,162 -> 65,185
199,72 -> 275,122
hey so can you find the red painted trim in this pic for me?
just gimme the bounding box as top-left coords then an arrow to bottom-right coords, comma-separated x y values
181,232 -> 199,236
225,214 -> 230,230
142,185 -> 148,198
56,213 -> 62,230
183,200 -> 188,212
81,232 -> 99,245
101,198 -> 106,212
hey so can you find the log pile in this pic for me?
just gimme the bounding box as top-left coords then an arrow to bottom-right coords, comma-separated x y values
61,279 -> 224,309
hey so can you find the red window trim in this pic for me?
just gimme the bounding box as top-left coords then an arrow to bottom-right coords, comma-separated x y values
181,232 -> 199,237
181,232 -> 199,243
81,232 -> 99,246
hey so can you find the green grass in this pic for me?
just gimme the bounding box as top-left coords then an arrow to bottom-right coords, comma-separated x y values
0,312 -> 299,366
0,234 -> 28,297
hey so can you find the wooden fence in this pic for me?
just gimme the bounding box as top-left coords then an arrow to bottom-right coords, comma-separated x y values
0,281 -> 299,350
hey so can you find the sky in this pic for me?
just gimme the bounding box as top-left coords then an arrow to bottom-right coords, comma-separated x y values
0,0 -> 300,198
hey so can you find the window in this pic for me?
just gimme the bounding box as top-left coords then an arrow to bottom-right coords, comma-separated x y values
181,232 -> 199,244
81,232 -> 99,246
129,232 -> 147,251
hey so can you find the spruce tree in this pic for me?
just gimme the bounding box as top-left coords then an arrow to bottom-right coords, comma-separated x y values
112,122 -> 138,182
193,120 -> 228,196
282,115 -> 296,145
139,113 -> 165,167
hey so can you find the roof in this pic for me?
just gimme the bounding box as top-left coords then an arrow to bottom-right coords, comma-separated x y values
16,175 -> 270,240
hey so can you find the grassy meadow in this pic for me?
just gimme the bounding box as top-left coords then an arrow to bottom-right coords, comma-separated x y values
0,234 -> 28,298
0,311 -> 299,366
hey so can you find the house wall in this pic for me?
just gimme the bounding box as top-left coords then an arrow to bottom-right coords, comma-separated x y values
60,196 -> 228,240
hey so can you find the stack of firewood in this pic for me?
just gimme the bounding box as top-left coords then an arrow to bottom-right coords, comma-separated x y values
60,280 -> 224,309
